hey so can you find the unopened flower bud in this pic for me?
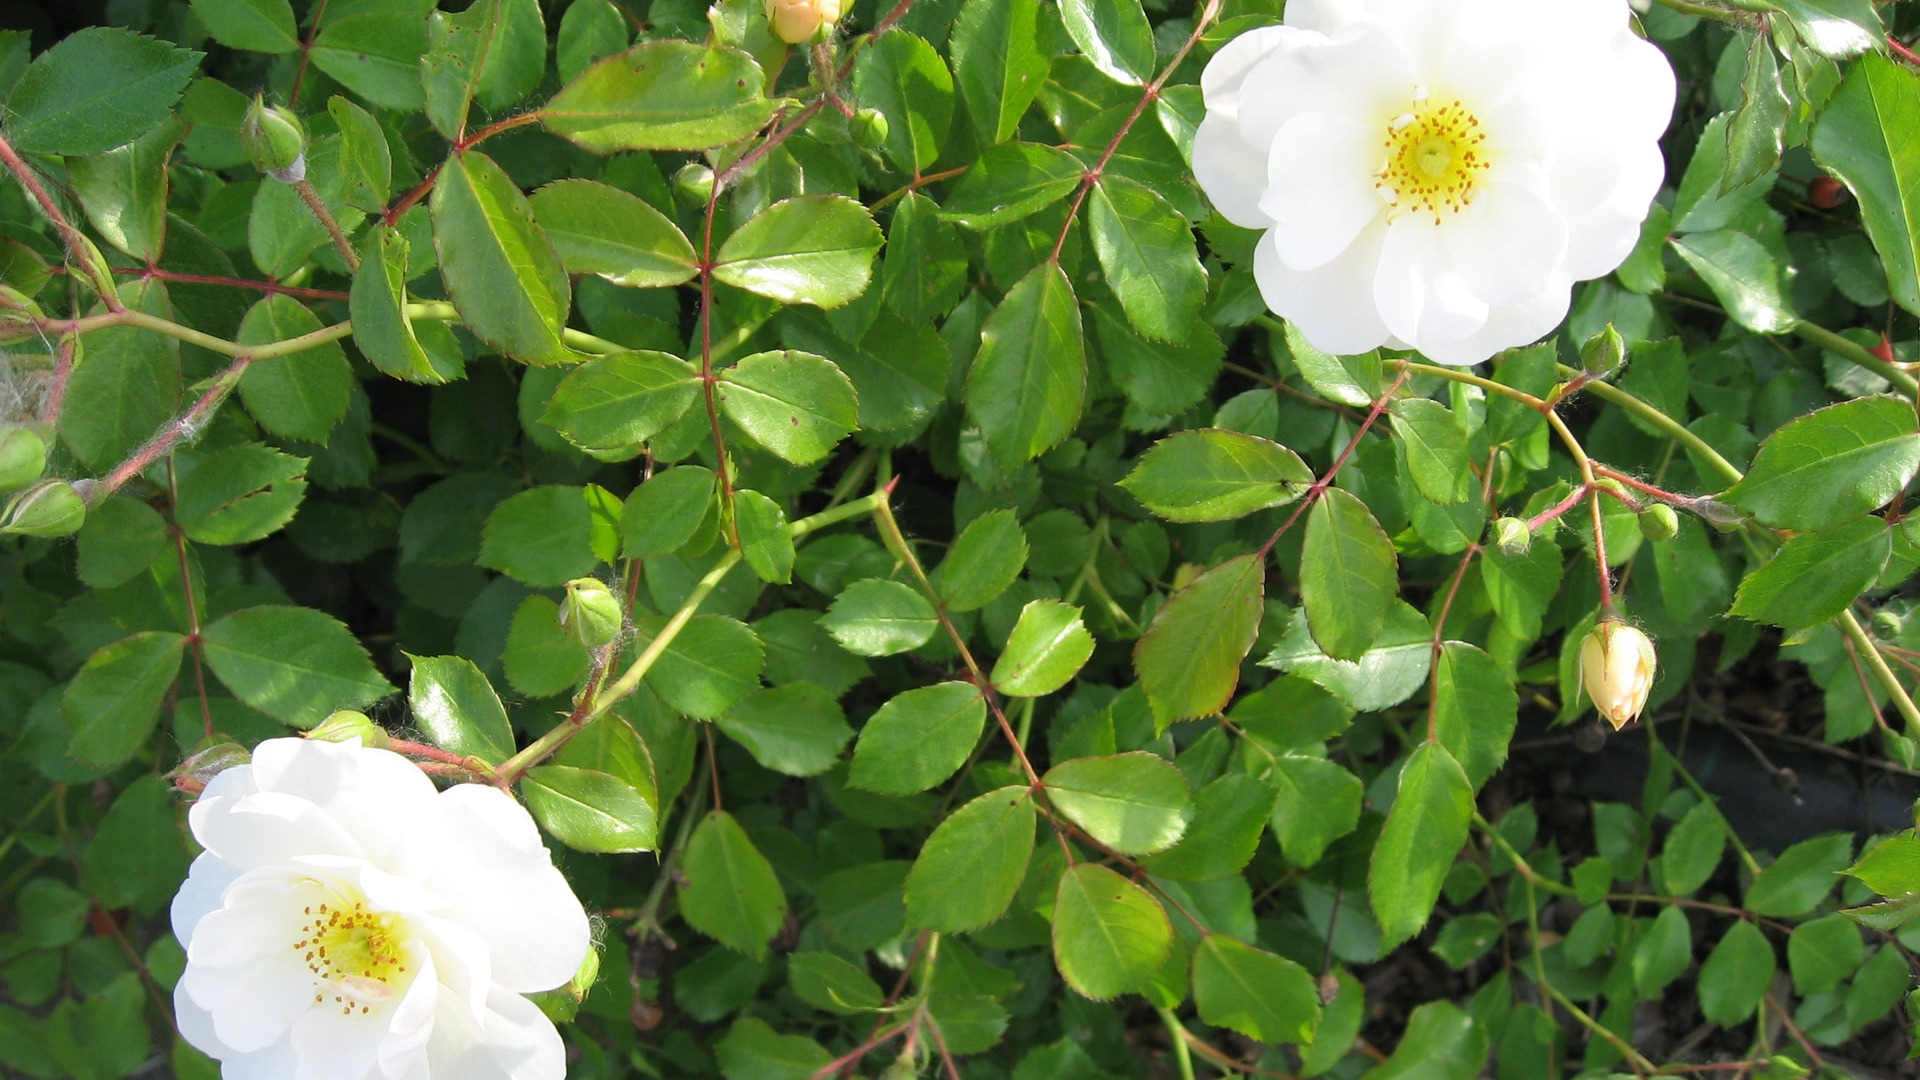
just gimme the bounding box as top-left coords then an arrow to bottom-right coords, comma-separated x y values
241,96 -> 306,182
560,577 -> 624,649
1688,497 -> 1746,533
0,426 -> 47,491
1873,609 -> 1904,640
674,162 -> 715,206
305,709 -> 390,749
1580,619 -> 1656,731
880,1050 -> 920,1080
1491,516 -> 1531,556
1,480 -> 84,538
168,741 -> 250,796
1580,323 -> 1626,376
1637,503 -> 1679,542
765,0 -> 841,43
852,108 -> 889,149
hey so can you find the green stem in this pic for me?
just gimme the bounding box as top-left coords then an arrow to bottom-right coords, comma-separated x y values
1643,718 -> 1762,876
1792,320 -> 1917,395
1537,974 -> 1657,1077
1156,1008 -> 1199,1080
1473,811 -> 1578,897
1838,609 -> 1920,739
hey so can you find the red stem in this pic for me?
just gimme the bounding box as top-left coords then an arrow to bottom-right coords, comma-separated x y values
289,0 -> 329,107
1256,370 -> 1410,561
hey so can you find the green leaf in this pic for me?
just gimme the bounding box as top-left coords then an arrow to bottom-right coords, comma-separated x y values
713,196 -> 883,308
1363,1001 -> 1486,1080
201,606 -> 395,726
62,632 -> 185,767
1660,801 -> 1727,898
1634,904 -> 1692,997
1811,53 -> 1920,317
937,509 -> 1028,612
940,142 -> 1088,229
1724,396 -> 1920,531
542,41 -> 777,153
175,443 -> 309,546
1088,177 -> 1205,341
504,596 -> 592,697
1429,643 -> 1517,791
822,579 -> 937,657
1133,554 -> 1264,727
236,294 -> 353,442
81,775 -> 189,912
59,279 -> 179,471
735,490 -> 794,585
329,96 -> 391,214
543,351 -> 701,453
431,150 -> 574,365
716,683 -> 852,777
1789,913 -> 1864,996
1775,0 -> 1883,58
1746,833 -> 1853,917
311,13 -> 427,110
1369,742 -> 1472,947
189,0 -> 298,52
879,193 -> 967,322
681,810 -> 788,957
951,0 -> 1049,144
3,27 -> 200,155
1190,935 -> 1319,1045
1052,863 -> 1172,1000
420,0 -> 546,140
789,952 -> 885,1014
1300,488 -> 1398,661
1671,226 -> 1796,334
67,113 -> 185,262
522,765 -> 658,853
1845,834 -> 1920,896
350,226 -> 461,383
848,681 -> 987,795
714,1018 -> 831,1080
1430,913 -> 1503,970
76,495 -> 167,589
992,600 -> 1094,697
1141,773 -> 1277,882
1391,398 -> 1473,505
851,30 -> 952,174
716,350 -> 860,464
1724,33 -> 1788,193
1264,754 -> 1362,867
1675,111 -> 1777,233
407,654 -> 515,764
632,614 -> 763,719
1042,752 -> 1192,856
967,261 -> 1090,466
1097,306 -> 1223,417
247,135 -> 364,277
556,0 -> 628,83
1481,540 -> 1563,641
906,786 -> 1035,931
1698,919 -> 1776,1026
622,466 -> 717,557
479,486 -> 598,588
1729,516 -> 1891,630
1118,429 -> 1311,523
1283,322 -> 1380,408
1059,0 -> 1154,86
1263,602 -> 1433,713
530,179 -> 698,289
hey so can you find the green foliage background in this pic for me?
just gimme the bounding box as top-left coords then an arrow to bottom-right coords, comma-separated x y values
1,0 -> 1920,1077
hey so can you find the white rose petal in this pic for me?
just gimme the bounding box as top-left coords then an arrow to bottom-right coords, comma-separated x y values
1194,0 -> 1676,365
172,737 -> 590,1080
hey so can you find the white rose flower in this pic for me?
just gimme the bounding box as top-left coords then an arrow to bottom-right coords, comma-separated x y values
1193,0 -> 1676,365
171,737 -> 590,1080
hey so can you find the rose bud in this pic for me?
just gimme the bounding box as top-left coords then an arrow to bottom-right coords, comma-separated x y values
1580,619 -> 1656,731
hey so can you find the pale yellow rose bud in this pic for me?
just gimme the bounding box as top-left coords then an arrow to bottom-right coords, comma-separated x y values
1580,620 -> 1656,731
765,0 -> 841,43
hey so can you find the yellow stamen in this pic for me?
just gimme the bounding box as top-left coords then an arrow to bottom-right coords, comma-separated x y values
1374,87 -> 1489,225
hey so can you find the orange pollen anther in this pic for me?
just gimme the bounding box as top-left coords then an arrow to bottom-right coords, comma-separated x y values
1374,90 -> 1489,225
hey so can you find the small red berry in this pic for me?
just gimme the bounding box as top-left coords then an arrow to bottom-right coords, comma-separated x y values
1871,334 -> 1895,364
1808,176 -> 1849,209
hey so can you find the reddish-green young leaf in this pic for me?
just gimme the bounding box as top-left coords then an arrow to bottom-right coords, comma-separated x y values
1134,554 -> 1264,728
1051,863 -> 1172,1001
1190,935 -> 1319,1045
681,811 -> 787,957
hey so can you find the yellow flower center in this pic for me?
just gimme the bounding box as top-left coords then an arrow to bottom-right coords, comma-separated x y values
1375,89 -> 1489,225
292,899 -> 410,1016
